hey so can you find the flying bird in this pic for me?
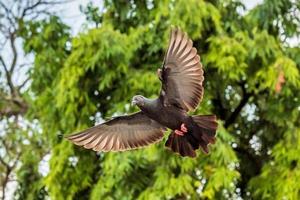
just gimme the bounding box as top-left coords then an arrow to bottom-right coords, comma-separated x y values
66,28 -> 218,157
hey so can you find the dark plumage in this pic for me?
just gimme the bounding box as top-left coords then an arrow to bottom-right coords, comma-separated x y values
66,28 -> 218,157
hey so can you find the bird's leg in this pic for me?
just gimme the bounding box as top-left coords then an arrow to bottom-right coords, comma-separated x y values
181,123 -> 188,133
174,123 -> 188,136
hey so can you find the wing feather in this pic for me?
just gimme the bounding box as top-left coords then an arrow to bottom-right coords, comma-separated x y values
66,112 -> 166,152
159,28 -> 204,111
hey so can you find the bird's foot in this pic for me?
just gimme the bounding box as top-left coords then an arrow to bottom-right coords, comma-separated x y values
181,123 -> 188,132
174,123 -> 188,136
174,129 -> 184,136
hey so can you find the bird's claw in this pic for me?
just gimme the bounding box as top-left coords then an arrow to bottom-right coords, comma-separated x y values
174,123 -> 188,136
181,123 -> 187,133
175,129 -> 184,136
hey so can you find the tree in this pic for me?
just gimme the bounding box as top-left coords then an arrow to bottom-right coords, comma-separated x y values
1,0 -> 300,199
0,1 -> 69,199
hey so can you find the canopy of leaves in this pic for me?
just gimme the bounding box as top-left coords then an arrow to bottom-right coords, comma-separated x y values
2,0 -> 300,199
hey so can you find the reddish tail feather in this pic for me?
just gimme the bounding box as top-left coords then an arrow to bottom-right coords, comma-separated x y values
165,115 -> 217,157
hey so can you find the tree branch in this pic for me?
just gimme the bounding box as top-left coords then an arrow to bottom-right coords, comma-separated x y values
18,76 -> 31,90
0,2 -> 15,25
0,152 -> 21,200
0,156 -> 9,169
224,82 -> 253,128
0,55 -> 15,94
0,55 -> 8,72
21,0 -> 42,18
0,97 -> 28,119
0,156 -> 10,200
212,89 -> 228,121
21,0 -> 74,18
9,32 -> 17,75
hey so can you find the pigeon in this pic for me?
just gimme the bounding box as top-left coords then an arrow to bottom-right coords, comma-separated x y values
66,28 -> 218,157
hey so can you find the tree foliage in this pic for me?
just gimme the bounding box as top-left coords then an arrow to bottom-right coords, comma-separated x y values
1,0 -> 300,199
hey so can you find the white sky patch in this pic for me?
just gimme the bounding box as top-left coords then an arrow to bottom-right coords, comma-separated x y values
249,135 -> 262,154
242,103 -> 259,121
243,0 -> 261,10
38,153 -> 51,177
59,0 -> 103,35
68,156 -> 79,167
4,179 -> 18,200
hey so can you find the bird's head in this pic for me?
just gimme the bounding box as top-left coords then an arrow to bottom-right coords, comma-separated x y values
131,95 -> 145,107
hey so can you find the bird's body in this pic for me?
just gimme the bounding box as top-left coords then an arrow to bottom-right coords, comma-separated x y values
138,97 -> 190,130
66,28 -> 218,157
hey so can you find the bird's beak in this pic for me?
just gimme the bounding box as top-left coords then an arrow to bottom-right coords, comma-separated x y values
131,99 -> 137,106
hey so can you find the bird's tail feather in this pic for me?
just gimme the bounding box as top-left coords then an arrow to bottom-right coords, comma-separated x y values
192,115 -> 218,145
165,115 -> 217,157
165,132 -> 196,157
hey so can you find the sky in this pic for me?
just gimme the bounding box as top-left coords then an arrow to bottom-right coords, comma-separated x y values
58,0 -> 102,35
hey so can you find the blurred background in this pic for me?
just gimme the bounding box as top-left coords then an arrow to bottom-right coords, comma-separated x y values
0,0 -> 300,199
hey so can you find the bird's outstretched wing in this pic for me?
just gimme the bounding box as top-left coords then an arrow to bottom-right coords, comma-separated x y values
66,112 -> 166,152
158,28 -> 204,112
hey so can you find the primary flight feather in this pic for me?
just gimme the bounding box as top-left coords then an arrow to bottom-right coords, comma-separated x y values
66,28 -> 218,157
